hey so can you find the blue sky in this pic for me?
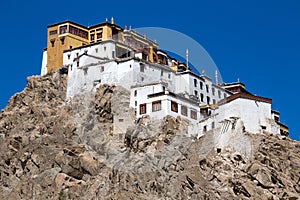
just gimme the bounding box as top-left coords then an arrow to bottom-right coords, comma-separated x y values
0,0 -> 299,140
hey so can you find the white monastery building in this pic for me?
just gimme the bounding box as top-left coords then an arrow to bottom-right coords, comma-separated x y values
41,18 -> 289,137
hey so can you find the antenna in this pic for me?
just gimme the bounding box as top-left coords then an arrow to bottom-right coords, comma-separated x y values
215,70 -> 219,85
186,48 -> 189,69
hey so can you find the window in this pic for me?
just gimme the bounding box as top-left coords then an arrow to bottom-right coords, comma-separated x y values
224,93 -> 227,98
218,90 -> 221,98
100,66 -> 104,72
206,85 -> 209,93
69,25 -> 88,39
203,125 -> 207,132
76,53 -> 79,57
152,101 -> 161,112
77,61 -> 79,68
95,48 -> 98,53
194,90 -> 198,97
90,34 -> 95,41
200,93 -> 204,102
104,46 -> 107,51
171,101 -> 178,113
212,88 -> 215,95
140,64 -> 145,72
191,110 -> 197,120
59,25 -> 67,34
119,119 -> 124,122
200,82 -> 203,90
207,96 -> 210,104
212,122 -> 215,129
194,79 -> 198,87
49,30 -> 57,35
50,39 -> 55,47
60,37 -> 65,45
97,32 -> 102,39
70,46 -> 73,49
213,99 -> 216,104
168,74 -> 171,79
161,70 -> 164,76
135,101 -> 137,106
67,54 -> 70,60
140,104 -> 146,114
181,106 -> 187,116
134,90 -> 137,97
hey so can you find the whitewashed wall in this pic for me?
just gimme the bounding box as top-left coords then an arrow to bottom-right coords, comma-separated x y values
217,98 -> 272,134
136,93 -> 200,123
40,50 -> 48,76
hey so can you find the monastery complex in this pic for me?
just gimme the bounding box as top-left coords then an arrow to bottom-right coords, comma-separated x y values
41,18 -> 289,137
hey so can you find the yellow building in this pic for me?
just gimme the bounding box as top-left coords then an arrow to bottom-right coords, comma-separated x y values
44,19 -> 124,73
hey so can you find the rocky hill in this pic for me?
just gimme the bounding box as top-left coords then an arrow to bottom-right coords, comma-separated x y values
0,69 -> 299,199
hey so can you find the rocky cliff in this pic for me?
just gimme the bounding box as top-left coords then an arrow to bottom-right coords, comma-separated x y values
0,69 -> 299,199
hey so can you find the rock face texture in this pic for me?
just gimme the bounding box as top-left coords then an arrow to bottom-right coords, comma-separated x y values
0,69 -> 300,199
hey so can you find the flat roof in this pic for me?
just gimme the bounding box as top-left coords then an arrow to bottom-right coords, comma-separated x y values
89,22 -> 123,30
218,92 -> 272,106
48,20 -> 123,31
148,91 -> 199,105
47,20 -> 88,30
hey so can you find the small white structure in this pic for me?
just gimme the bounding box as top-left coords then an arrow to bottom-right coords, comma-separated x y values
131,83 -> 200,121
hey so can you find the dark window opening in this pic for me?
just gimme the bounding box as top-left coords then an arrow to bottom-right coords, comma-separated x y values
134,90 -> 137,97
97,32 -> 102,39
200,82 -> 203,90
59,25 -> 67,34
203,125 -> 207,132
200,93 -> 204,102
152,101 -> 161,112
194,79 -> 198,87
100,66 -> 104,72
207,96 -> 210,105
181,106 -> 187,116
171,101 -> 178,113
194,90 -> 198,97
90,34 -> 95,41
218,90 -> 221,98
50,39 -> 55,47
212,88 -> 215,95
206,85 -> 209,93
140,104 -> 146,114
69,25 -> 88,39
191,110 -> 197,120
50,30 -> 57,35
